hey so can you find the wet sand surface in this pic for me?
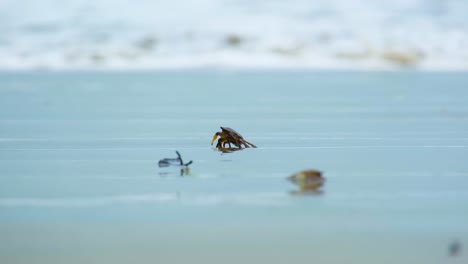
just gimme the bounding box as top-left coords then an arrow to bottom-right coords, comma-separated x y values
1,71 -> 467,263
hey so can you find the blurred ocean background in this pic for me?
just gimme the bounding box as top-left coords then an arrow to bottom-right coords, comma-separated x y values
0,0 -> 467,70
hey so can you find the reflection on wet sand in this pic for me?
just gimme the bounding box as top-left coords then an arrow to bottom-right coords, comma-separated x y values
158,167 -> 191,177
215,147 -> 245,154
289,189 -> 324,196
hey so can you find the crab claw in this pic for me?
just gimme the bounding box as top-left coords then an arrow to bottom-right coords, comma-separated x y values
211,133 -> 219,145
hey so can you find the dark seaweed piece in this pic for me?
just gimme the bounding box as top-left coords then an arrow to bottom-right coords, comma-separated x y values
175,151 -> 193,166
158,151 -> 193,167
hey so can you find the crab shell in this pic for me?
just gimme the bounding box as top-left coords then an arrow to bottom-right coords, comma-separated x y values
220,127 -> 246,145
220,126 -> 243,137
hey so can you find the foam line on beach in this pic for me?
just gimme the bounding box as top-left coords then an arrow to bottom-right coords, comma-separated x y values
0,192 -> 288,207
1,116 -> 467,123
1,191 -> 467,208
0,145 -> 467,151
2,137 -> 468,142
261,145 -> 468,149
0,194 -> 179,207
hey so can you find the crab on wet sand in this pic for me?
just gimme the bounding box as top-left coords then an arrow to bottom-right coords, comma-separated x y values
288,169 -> 325,191
211,126 -> 257,149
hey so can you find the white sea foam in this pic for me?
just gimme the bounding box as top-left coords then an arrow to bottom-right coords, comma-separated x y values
0,0 -> 467,70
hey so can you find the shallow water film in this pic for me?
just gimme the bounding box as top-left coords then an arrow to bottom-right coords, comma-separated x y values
1,71 -> 468,264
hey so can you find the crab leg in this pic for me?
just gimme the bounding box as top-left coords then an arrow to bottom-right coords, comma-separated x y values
241,139 -> 257,148
211,133 -> 219,145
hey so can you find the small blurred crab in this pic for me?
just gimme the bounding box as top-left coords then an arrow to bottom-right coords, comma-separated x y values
211,126 -> 257,149
288,169 -> 325,195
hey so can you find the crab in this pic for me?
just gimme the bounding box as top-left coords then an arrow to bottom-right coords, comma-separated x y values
288,169 -> 325,191
211,127 -> 257,149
